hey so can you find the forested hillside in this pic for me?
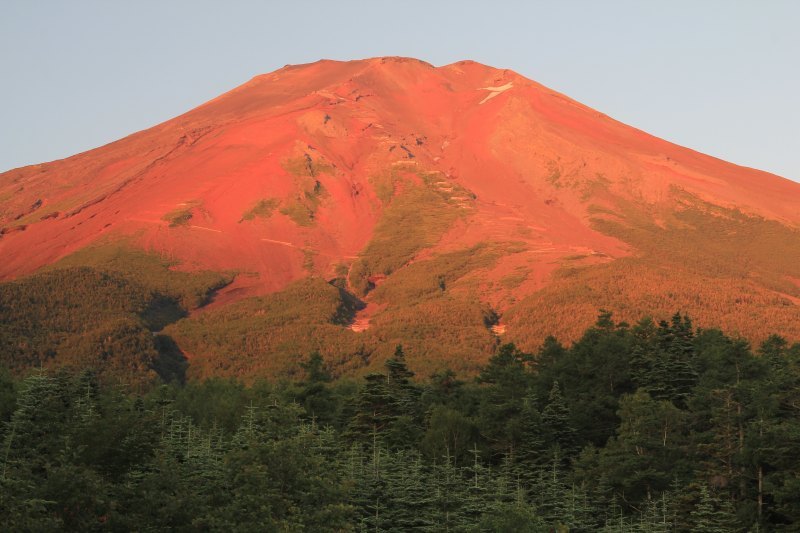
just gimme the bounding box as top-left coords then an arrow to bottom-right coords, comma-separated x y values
2,313 -> 799,531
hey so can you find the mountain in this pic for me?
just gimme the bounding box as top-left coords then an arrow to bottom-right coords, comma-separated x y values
2,57 -> 800,380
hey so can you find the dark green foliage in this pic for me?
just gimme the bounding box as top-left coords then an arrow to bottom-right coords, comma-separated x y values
422,404 -> 480,466
478,502 -> 548,532
630,314 -> 698,407
0,246 -> 231,387
1,312 -> 799,530
689,485 -> 737,532
346,372 -> 401,445
533,311 -> 636,448
541,381 -> 579,459
0,268 -> 159,374
598,390 -> 689,506
477,343 -> 534,458
297,351 -> 339,425
0,367 -> 15,423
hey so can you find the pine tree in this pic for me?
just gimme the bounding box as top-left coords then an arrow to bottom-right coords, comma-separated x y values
662,314 -> 698,407
383,345 -> 422,449
0,371 -> 68,530
534,451 -> 569,528
630,318 -> 661,395
461,443 -> 491,524
477,343 -> 533,458
689,485 -> 736,532
598,390 -> 688,507
430,448 -> 467,530
298,351 -> 337,425
346,373 -> 400,447
515,391 -> 545,490
541,381 -> 578,459
632,314 -> 697,407
300,350 -> 332,384
381,450 -> 435,530
385,345 -> 415,391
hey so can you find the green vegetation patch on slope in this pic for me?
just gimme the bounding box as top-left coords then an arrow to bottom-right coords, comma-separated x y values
280,176 -> 328,227
591,190 -> 800,296
499,267 -> 530,290
165,278 -> 367,381
0,244 -> 234,385
0,268 -> 164,388
162,200 -> 201,227
280,200 -> 315,227
368,296 -> 498,376
504,257 -> 800,352
282,153 -> 335,178
278,152 -> 334,226
349,169 -> 473,296
370,243 -> 501,304
369,166 -> 406,204
355,243 -> 505,376
240,198 -> 280,222
49,242 -> 233,310
504,190 -> 800,350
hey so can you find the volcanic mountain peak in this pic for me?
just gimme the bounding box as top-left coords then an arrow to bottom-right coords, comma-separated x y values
2,57 -> 800,364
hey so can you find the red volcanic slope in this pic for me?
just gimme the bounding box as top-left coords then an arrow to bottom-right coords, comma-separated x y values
1,57 -> 798,306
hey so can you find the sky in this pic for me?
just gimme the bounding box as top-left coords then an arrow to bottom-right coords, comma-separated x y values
1,1 -> 798,181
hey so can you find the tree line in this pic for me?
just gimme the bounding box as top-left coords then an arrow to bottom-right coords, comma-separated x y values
2,311 -> 800,531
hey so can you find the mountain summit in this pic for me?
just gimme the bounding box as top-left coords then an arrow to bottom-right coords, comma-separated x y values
2,57 -> 800,375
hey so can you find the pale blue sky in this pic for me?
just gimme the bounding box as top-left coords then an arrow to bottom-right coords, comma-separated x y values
1,1 -> 798,181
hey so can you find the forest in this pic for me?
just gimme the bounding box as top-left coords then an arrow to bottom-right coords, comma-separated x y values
2,311 -> 800,531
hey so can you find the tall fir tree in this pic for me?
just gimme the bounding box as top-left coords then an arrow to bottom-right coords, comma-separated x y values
541,381 -> 579,460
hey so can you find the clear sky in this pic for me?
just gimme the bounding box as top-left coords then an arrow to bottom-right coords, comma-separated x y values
1,1 -> 798,181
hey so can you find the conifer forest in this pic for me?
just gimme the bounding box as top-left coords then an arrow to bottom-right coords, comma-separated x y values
2,311 -> 800,531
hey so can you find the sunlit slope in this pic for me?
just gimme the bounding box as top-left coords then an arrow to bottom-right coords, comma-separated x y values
2,57 -> 799,377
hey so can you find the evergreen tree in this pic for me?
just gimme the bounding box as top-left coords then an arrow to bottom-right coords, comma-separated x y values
515,391 -> 546,489
346,373 -> 401,447
749,334 -> 800,527
690,333 -> 762,517
630,317 -> 660,393
598,390 -> 688,506
536,310 -> 635,448
689,485 -> 737,532
381,450 -> 436,530
0,371 -> 66,530
534,451 -> 569,528
541,381 -> 578,459
477,343 -> 533,458
462,443 -> 492,524
386,344 -> 415,391
383,345 -> 423,449
631,315 -> 697,407
430,448 -> 468,530
422,368 -> 465,409
298,351 -> 338,425
421,404 -> 479,465
478,501 -> 548,532
300,350 -> 332,384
